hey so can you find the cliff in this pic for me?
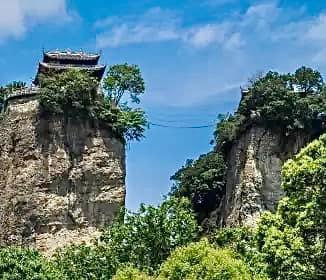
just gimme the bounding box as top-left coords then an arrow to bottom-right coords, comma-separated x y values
0,97 -> 125,254
218,126 -> 313,227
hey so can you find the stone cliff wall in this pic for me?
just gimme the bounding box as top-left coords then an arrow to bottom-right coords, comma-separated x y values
0,97 -> 125,254
218,126 -> 312,227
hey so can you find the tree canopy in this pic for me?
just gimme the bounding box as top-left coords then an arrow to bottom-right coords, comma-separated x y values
37,67 -> 148,142
103,64 -> 145,105
214,67 -> 326,151
158,239 -> 262,280
170,152 -> 226,226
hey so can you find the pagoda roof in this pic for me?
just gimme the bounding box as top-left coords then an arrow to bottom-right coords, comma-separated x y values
34,62 -> 106,85
39,62 -> 105,71
44,50 -> 100,63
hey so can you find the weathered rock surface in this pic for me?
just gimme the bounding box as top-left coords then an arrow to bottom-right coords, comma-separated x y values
0,97 -> 125,253
218,126 -> 312,227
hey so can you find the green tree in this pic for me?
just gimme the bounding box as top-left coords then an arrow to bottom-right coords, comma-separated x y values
103,64 -> 145,105
293,66 -> 323,94
113,265 -> 152,280
101,197 -> 198,273
54,244 -> 118,280
214,67 -> 326,151
256,133 -> 326,279
55,197 -> 198,279
0,247 -> 60,280
38,69 -> 148,141
38,69 -> 98,115
158,239 -> 264,280
170,152 -> 226,226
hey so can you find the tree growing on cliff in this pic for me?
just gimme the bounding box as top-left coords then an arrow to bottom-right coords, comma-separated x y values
38,68 -> 148,141
293,66 -> 324,94
103,64 -> 145,106
214,67 -> 326,151
170,152 -> 226,228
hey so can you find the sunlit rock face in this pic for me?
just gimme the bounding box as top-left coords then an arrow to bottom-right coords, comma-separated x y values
218,126 -> 312,227
0,97 -> 125,254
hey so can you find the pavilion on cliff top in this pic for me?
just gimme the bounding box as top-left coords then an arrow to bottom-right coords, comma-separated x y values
34,50 -> 106,85
2,50 -> 106,111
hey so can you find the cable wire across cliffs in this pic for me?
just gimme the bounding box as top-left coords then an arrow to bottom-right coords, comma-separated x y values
149,122 -> 214,129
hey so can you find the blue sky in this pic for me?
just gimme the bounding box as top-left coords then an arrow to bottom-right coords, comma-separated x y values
1,0 -> 326,210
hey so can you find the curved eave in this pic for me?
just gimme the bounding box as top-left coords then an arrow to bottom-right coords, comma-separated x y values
44,52 -> 100,64
34,62 -> 106,85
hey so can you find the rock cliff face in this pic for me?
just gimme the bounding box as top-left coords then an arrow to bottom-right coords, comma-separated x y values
219,126 -> 313,227
0,97 -> 125,254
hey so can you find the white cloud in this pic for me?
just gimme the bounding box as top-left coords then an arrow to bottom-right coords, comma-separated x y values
96,8 -> 180,48
224,32 -> 244,50
95,2 -> 326,106
305,14 -> 326,43
0,0 -> 72,42
184,23 -> 229,48
96,7 -> 242,51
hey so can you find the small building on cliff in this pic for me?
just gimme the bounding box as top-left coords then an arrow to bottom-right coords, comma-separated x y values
0,50 -> 125,254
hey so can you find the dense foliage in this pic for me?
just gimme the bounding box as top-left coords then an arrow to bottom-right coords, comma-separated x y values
103,64 -> 145,105
53,197 -> 198,279
113,266 -> 152,280
38,67 -> 147,141
158,239 -> 261,280
101,197 -> 198,273
0,247 -> 60,279
215,67 -> 326,150
170,152 -> 226,226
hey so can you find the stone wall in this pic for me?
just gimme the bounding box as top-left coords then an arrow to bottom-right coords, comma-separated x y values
0,97 -> 125,254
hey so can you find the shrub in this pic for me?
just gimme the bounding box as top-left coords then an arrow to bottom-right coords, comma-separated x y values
158,239 -> 263,280
0,247 -> 60,280
212,227 -> 268,279
113,265 -> 152,280
54,244 -> 118,280
38,70 -> 98,115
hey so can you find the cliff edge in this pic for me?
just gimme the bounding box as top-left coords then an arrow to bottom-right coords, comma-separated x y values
218,126 -> 313,227
0,97 -> 125,253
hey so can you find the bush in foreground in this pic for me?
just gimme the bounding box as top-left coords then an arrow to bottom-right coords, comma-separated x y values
113,265 -> 152,280
0,247 -> 60,280
158,239 -> 263,280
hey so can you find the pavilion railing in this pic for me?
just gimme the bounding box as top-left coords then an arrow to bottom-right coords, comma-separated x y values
4,87 -> 40,102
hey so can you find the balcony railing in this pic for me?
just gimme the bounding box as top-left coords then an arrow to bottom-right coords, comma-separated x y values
4,87 -> 39,102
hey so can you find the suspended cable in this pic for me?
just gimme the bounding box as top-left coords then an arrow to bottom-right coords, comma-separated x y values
149,122 -> 214,129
